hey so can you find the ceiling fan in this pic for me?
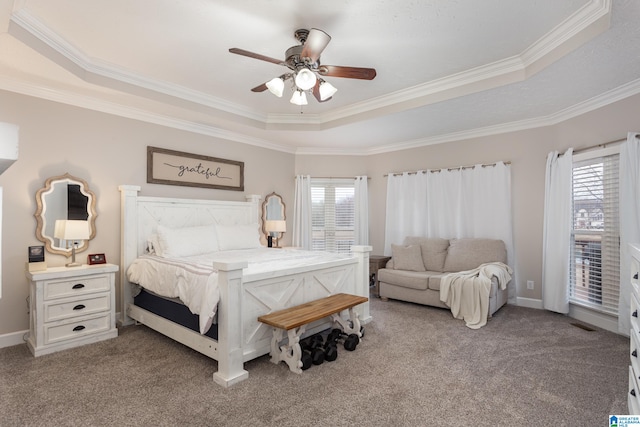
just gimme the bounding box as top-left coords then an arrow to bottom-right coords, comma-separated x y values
229,28 -> 376,105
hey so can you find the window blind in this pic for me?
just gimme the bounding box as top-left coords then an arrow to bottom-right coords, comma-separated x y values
311,179 -> 355,254
569,153 -> 620,315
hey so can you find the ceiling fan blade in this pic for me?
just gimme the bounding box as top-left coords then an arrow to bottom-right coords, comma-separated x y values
301,28 -> 331,63
251,83 -> 268,93
318,65 -> 377,80
229,48 -> 283,66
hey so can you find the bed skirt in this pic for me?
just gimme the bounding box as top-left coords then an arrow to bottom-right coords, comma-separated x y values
133,289 -> 218,340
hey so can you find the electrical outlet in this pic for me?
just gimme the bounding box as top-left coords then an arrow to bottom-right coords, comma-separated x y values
527,280 -> 534,290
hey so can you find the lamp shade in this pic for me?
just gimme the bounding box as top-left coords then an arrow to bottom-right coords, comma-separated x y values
54,220 -> 90,241
266,77 -> 284,97
265,220 -> 286,233
319,81 -> 338,101
290,90 -> 308,106
294,68 -> 317,91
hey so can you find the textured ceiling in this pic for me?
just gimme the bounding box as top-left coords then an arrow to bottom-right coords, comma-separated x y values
1,0 -> 639,154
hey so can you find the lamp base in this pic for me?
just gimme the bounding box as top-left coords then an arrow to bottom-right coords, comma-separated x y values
65,245 -> 82,267
65,262 -> 82,268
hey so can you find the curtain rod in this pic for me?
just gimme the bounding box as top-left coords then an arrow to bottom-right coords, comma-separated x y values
294,176 -> 370,180
558,137 -> 627,157
383,160 -> 511,177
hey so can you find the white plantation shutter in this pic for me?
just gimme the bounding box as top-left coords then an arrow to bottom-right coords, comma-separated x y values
570,151 -> 620,315
311,179 -> 355,254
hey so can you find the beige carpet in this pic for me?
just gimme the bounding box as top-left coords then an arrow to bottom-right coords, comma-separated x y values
0,297 -> 630,426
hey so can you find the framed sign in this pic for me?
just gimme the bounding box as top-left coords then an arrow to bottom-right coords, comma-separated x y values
147,146 -> 244,191
88,253 -> 107,265
28,246 -> 45,263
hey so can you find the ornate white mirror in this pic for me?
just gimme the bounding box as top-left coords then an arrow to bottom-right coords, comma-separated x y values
261,192 -> 286,246
34,173 -> 97,256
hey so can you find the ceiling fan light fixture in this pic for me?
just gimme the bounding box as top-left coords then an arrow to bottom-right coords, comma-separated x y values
294,68 -> 317,91
265,77 -> 284,97
319,80 -> 338,101
290,90 -> 307,106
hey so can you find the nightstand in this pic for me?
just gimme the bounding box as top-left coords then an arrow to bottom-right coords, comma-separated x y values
25,263 -> 119,357
369,255 -> 391,298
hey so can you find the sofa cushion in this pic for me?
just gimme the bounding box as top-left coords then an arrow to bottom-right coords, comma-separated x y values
443,238 -> 507,272
378,268 -> 439,291
403,237 -> 449,272
391,244 -> 426,272
427,274 -> 446,291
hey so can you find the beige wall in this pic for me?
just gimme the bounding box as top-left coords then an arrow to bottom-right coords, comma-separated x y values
0,90 -> 295,335
2,88 -> 640,339
296,92 -> 640,306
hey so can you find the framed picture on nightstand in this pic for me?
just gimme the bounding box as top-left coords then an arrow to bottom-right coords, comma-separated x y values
28,246 -> 45,263
88,253 -> 107,265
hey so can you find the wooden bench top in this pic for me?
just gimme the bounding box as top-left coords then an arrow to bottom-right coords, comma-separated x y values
257,293 -> 368,331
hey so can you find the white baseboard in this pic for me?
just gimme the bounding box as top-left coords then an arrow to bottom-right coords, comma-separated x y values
0,330 -> 28,349
569,304 -> 620,335
516,297 -> 544,309
515,298 -> 622,335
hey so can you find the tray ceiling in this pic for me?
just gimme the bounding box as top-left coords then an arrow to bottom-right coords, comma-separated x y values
1,0 -> 639,154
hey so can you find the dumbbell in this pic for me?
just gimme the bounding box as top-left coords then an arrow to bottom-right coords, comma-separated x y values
301,335 -> 326,366
310,334 -> 339,362
320,337 -> 339,362
326,328 -> 360,351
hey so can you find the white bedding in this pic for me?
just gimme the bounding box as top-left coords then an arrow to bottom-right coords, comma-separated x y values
126,248 -> 350,334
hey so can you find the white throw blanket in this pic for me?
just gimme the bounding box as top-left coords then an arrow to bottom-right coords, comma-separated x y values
439,262 -> 512,329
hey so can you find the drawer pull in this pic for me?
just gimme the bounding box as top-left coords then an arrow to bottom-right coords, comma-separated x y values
632,389 -> 637,397
73,304 -> 86,311
635,273 -> 639,280
634,310 -> 638,318
72,325 -> 85,332
72,283 -> 85,290
633,350 -> 638,358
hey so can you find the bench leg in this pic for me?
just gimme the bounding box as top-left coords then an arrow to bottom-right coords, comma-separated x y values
331,307 -> 363,338
269,325 -> 306,374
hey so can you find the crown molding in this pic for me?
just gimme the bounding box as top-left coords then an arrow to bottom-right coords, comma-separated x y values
0,75 -> 296,154
356,77 -> 640,156
9,1 -> 611,130
3,72 -> 639,158
8,8 -> 268,123
520,0 -> 611,68
309,0 -> 612,127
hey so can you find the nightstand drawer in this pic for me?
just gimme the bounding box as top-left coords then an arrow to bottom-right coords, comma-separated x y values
44,294 -> 110,322
44,314 -> 111,345
44,274 -> 110,300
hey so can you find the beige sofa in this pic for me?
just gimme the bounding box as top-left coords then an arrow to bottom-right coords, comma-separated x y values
378,237 -> 509,316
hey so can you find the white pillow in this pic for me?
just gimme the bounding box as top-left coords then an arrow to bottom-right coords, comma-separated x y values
155,224 -> 219,258
215,223 -> 262,251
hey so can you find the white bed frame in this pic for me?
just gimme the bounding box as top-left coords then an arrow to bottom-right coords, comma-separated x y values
119,186 -> 371,387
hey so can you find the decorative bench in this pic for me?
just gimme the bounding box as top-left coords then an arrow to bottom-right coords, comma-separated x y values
257,293 -> 368,373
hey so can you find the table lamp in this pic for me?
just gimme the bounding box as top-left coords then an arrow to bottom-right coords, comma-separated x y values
54,220 -> 90,267
265,220 -> 286,248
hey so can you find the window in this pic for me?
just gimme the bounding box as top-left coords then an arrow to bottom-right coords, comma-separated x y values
569,149 -> 620,315
311,179 -> 355,254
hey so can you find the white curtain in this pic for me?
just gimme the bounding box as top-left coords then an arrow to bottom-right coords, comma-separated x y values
292,175 -> 312,250
541,148 -> 573,314
354,176 -> 369,245
384,162 -> 515,300
619,132 -> 640,335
